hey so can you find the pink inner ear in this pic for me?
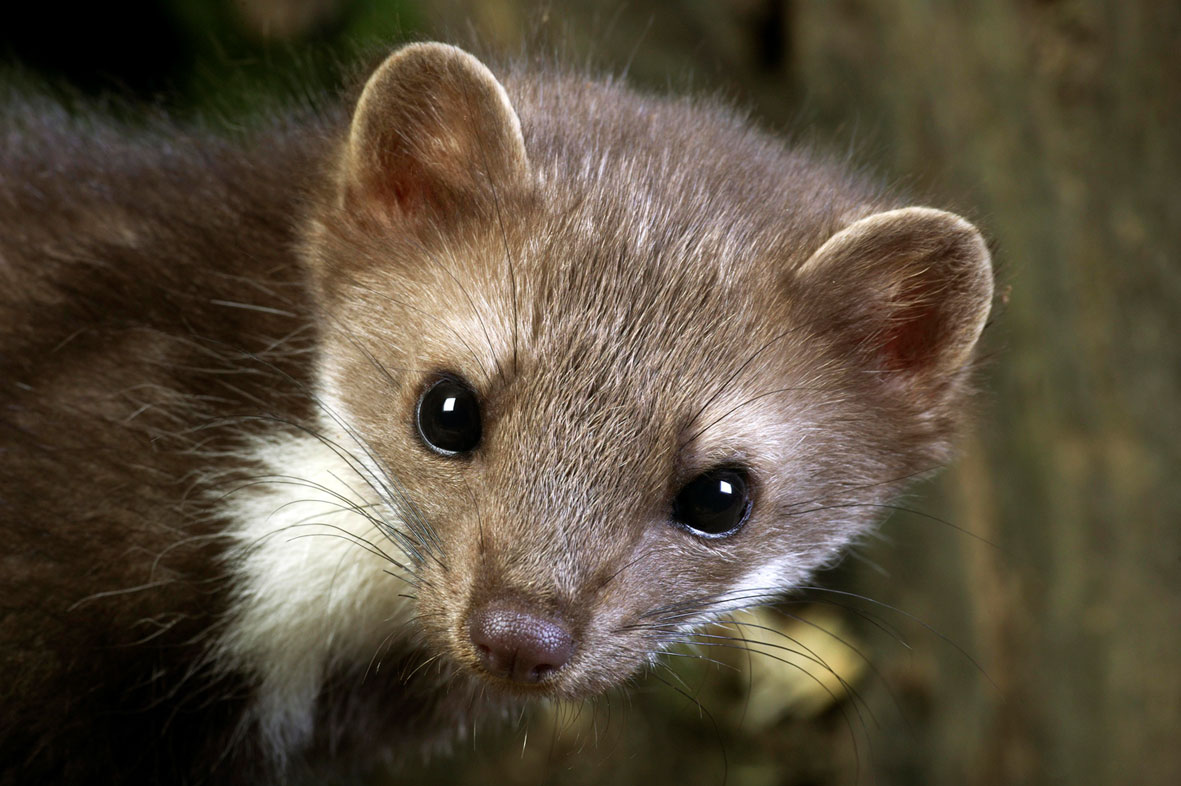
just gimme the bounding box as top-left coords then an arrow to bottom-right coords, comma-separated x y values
881,300 -> 945,372
876,267 -> 953,375
348,143 -> 444,219
370,155 -> 434,213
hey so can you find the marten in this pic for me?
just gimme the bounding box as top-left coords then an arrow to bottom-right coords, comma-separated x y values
0,43 -> 993,784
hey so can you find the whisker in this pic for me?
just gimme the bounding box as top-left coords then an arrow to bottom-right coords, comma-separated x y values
785,501 -> 1003,551
684,628 -> 878,728
363,626 -> 405,682
344,280 -> 493,382
798,586 -> 997,688
645,670 -> 730,786
680,384 -> 839,448
684,324 -> 807,433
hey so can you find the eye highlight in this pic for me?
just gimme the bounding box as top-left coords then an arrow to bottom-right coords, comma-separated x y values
416,376 -> 482,455
672,467 -> 752,538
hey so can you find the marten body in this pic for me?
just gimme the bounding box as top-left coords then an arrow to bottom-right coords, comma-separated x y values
0,44 -> 992,784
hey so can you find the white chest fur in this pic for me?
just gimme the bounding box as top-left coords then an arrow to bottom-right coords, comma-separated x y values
210,427 -> 416,761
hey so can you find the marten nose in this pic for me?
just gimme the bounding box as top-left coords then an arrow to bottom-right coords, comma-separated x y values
467,605 -> 574,684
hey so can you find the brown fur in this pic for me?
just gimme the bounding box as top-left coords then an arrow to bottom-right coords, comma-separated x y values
0,44 -> 992,784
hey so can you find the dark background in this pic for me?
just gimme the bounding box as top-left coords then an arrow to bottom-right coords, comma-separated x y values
3,1 -> 1177,784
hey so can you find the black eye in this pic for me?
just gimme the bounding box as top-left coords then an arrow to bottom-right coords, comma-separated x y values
416,377 -> 482,455
672,467 -> 752,538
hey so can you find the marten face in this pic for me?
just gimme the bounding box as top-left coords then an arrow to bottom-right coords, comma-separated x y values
217,43 -> 991,755
299,47 -> 991,705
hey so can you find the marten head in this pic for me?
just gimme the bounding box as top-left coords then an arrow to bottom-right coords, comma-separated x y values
298,43 -> 993,701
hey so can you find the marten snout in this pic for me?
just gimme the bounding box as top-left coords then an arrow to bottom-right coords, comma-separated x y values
467,604 -> 574,684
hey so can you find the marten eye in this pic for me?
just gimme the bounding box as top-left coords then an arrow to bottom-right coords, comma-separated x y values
416,377 -> 482,455
672,467 -> 752,538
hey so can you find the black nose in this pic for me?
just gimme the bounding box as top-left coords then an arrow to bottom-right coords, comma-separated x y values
467,605 -> 574,684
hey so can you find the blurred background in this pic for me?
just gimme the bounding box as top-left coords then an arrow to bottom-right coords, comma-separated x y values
3,1 -> 1177,784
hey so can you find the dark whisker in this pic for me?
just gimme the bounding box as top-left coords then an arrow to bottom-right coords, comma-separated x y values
684,324 -> 807,433
684,628 -> 878,729
784,501 -> 1003,551
798,586 -> 997,688
343,280 -> 494,382
680,385 -> 839,448
645,670 -> 730,786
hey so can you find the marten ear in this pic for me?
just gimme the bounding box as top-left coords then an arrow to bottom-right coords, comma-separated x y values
341,43 -> 530,218
795,207 -> 993,403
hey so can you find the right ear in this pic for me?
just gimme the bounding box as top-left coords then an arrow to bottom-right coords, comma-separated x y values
341,43 -> 531,219
793,207 -> 994,409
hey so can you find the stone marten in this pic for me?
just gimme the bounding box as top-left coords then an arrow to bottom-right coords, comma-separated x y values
0,43 -> 993,784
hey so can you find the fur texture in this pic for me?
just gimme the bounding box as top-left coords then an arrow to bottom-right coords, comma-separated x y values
0,44 -> 992,784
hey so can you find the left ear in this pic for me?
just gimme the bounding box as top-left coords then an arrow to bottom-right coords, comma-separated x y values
794,207 -> 994,402
340,43 -> 531,221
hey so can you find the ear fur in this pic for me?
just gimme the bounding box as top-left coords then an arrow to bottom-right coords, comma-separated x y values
796,207 -> 993,401
341,43 -> 531,218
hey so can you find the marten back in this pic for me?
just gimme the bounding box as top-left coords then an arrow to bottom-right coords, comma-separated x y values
0,45 -> 993,784
0,99 -> 337,781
